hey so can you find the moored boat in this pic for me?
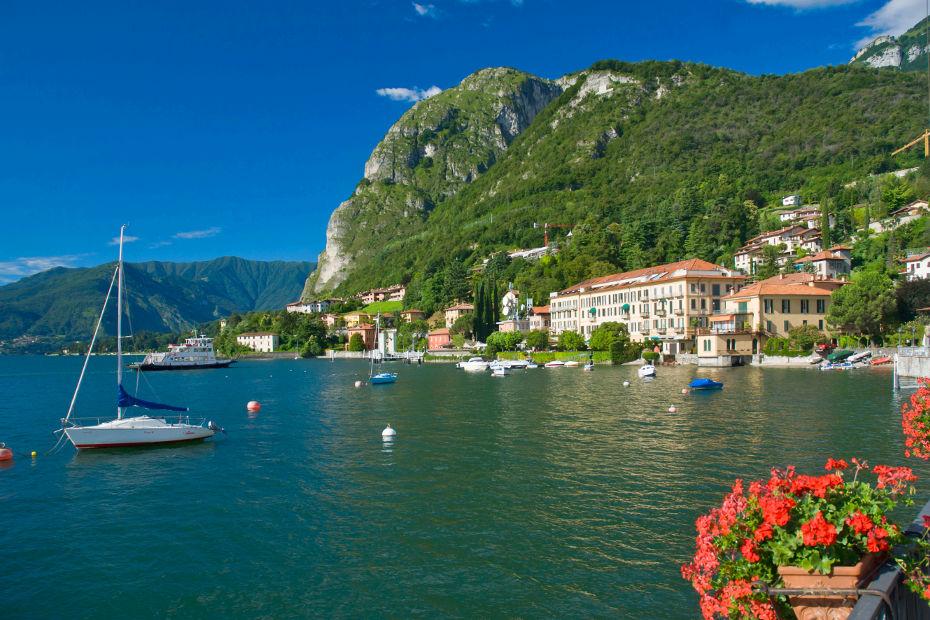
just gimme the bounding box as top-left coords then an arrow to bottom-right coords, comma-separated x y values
564,360 -> 580,367
60,227 -> 220,450
871,356 -> 892,366
544,360 -> 565,368
689,378 -> 723,390
128,335 -> 234,371
826,349 -> 854,363
459,357 -> 490,372
638,364 -> 656,378
491,366 -> 508,377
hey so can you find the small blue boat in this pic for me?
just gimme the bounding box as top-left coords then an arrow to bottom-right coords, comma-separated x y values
370,372 -> 397,385
689,378 -> 723,390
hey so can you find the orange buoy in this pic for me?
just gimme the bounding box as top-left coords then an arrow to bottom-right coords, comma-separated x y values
0,444 -> 12,461
247,401 -> 261,412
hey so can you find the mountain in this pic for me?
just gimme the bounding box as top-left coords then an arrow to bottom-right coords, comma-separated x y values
850,17 -> 930,70
0,257 -> 314,343
306,59 -> 929,306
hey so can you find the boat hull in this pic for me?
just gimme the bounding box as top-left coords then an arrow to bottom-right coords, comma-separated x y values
129,360 -> 235,371
64,425 -> 214,449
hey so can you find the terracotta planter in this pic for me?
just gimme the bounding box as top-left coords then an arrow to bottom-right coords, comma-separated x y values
777,553 -> 885,620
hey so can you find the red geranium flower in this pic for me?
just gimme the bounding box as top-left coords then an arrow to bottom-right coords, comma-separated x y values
846,511 -> 874,535
825,458 -> 848,471
801,512 -> 837,547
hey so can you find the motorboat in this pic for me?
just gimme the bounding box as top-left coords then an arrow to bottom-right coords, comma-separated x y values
638,364 -> 656,378
459,357 -> 490,372
820,361 -> 854,371
526,362 -> 539,369
564,360 -> 580,367
689,378 -> 723,390
847,351 -> 872,365
826,349 -> 854,363
583,362 -> 594,371
503,359 -> 530,369
871,356 -> 892,366
544,360 -> 565,368
128,335 -> 234,371
59,227 -> 220,450
492,367 -> 508,377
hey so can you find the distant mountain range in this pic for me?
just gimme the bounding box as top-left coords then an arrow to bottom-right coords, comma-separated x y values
0,256 -> 315,345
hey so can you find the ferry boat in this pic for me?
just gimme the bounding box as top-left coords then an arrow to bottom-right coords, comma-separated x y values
129,335 -> 234,371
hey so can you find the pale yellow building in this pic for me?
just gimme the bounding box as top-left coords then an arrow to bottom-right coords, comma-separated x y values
236,332 -> 279,353
696,273 -> 845,366
549,259 -> 745,356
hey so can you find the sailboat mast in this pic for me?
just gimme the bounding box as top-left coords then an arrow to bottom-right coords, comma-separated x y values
117,225 -> 125,419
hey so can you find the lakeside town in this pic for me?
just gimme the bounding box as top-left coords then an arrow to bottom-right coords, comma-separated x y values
214,185 -> 930,374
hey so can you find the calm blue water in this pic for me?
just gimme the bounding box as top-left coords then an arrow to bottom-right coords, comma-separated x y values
0,356 -> 925,618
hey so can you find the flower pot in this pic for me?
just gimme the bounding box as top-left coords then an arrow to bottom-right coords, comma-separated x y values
777,553 -> 886,620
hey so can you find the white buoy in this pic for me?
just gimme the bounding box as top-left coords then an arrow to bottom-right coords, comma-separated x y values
681,388 -> 689,395
623,381 -> 630,387
382,424 -> 396,439
354,380 -> 363,388
668,406 -> 677,413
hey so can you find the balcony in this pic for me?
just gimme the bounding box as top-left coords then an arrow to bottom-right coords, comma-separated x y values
655,327 -> 667,335
673,307 -> 684,316
655,307 -> 667,317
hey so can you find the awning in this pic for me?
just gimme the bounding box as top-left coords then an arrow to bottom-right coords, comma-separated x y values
621,303 -> 630,311
709,314 -> 736,322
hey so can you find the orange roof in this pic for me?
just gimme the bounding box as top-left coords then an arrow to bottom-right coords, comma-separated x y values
531,305 -> 550,314
794,251 -> 845,263
829,244 -> 851,251
559,258 -> 737,295
429,328 -> 451,336
349,323 -> 375,330
903,251 -> 930,263
726,281 -> 836,299
445,303 -> 474,311
745,225 -> 808,245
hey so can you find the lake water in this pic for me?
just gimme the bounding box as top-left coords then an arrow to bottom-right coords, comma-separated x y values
1,356 -> 925,618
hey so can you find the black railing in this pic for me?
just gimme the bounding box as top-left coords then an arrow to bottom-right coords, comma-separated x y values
849,499 -> 930,619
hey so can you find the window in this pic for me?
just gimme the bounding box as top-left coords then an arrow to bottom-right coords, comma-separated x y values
816,299 -> 826,313
781,299 -> 791,313
701,284 -> 706,293
701,299 -> 706,310
691,299 -> 696,310
800,300 -> 809,314
738,302 -> 748,313
784,320 -> 790,332
818,320 -> 824,330
764,299 -> 774,313
703,338 -> 711,352
712,284 -> 721,296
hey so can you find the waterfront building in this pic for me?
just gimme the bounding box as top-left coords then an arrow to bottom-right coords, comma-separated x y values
528,305 -> 550,332
236,332 -> 279,353
321,313 -> 341,329
549,259 -> 745,356
903,250 -> 930,281
793,250 -> 851,279
427,328 -> 452,350
696,273 -> 843,366
346,323 -> 376,350
444,303 -> 474,328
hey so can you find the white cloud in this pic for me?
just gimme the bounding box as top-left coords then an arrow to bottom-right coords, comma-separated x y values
109,235 -> 139,245
856,0 -> 927,47
375,85 -> 442,102
148,240 -> 173,249
413,2 -> 439,17
745,0 -> 856,7
174,227 -> 221,240
0,254 -> 86,284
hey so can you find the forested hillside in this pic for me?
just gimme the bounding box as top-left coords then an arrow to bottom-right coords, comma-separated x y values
309,59 -> 929,312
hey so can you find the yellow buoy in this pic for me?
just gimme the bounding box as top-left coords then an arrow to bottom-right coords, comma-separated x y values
31,451 -> 37,458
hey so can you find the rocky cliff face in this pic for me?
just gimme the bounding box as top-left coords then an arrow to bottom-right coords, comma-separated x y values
303,68 -> 562,295
851,18 -> 930,71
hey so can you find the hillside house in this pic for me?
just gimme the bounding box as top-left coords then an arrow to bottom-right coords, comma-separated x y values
444,303 -> 474,328
357,284 -> 406,304
903,250 -> 930,281
236,332 -> 279,353
528,306 -> 551,332
793,251 -> 851,279
286,299 -> 334,314
427,328 -> 452,350
782,195 -> 802,207
346,324 -> 376,350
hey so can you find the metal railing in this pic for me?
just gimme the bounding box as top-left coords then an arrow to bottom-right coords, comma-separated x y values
898,347 -> 930,358
66,415 -> 208,427
848,499 -> 930,619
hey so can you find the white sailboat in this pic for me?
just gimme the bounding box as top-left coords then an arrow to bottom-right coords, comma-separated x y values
369,313 -> 397,385
59,226 -> 221,449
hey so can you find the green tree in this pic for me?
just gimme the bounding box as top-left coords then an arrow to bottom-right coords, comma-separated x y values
524,330 -> 550,351
787,324 -> 822,352
557,330 -> 586,351
348,333 -> 366,351
827,271 -> 896,338
897,279 -> 930,323
756,244 -> 784,279
588,321 -> 631,351
450,313 -> 474,337
486,330 -> 523,351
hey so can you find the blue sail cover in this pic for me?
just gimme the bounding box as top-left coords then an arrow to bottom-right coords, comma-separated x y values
117,384 -> 188,412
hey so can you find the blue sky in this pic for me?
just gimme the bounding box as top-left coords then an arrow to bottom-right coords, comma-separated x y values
0,0 -> 924,282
